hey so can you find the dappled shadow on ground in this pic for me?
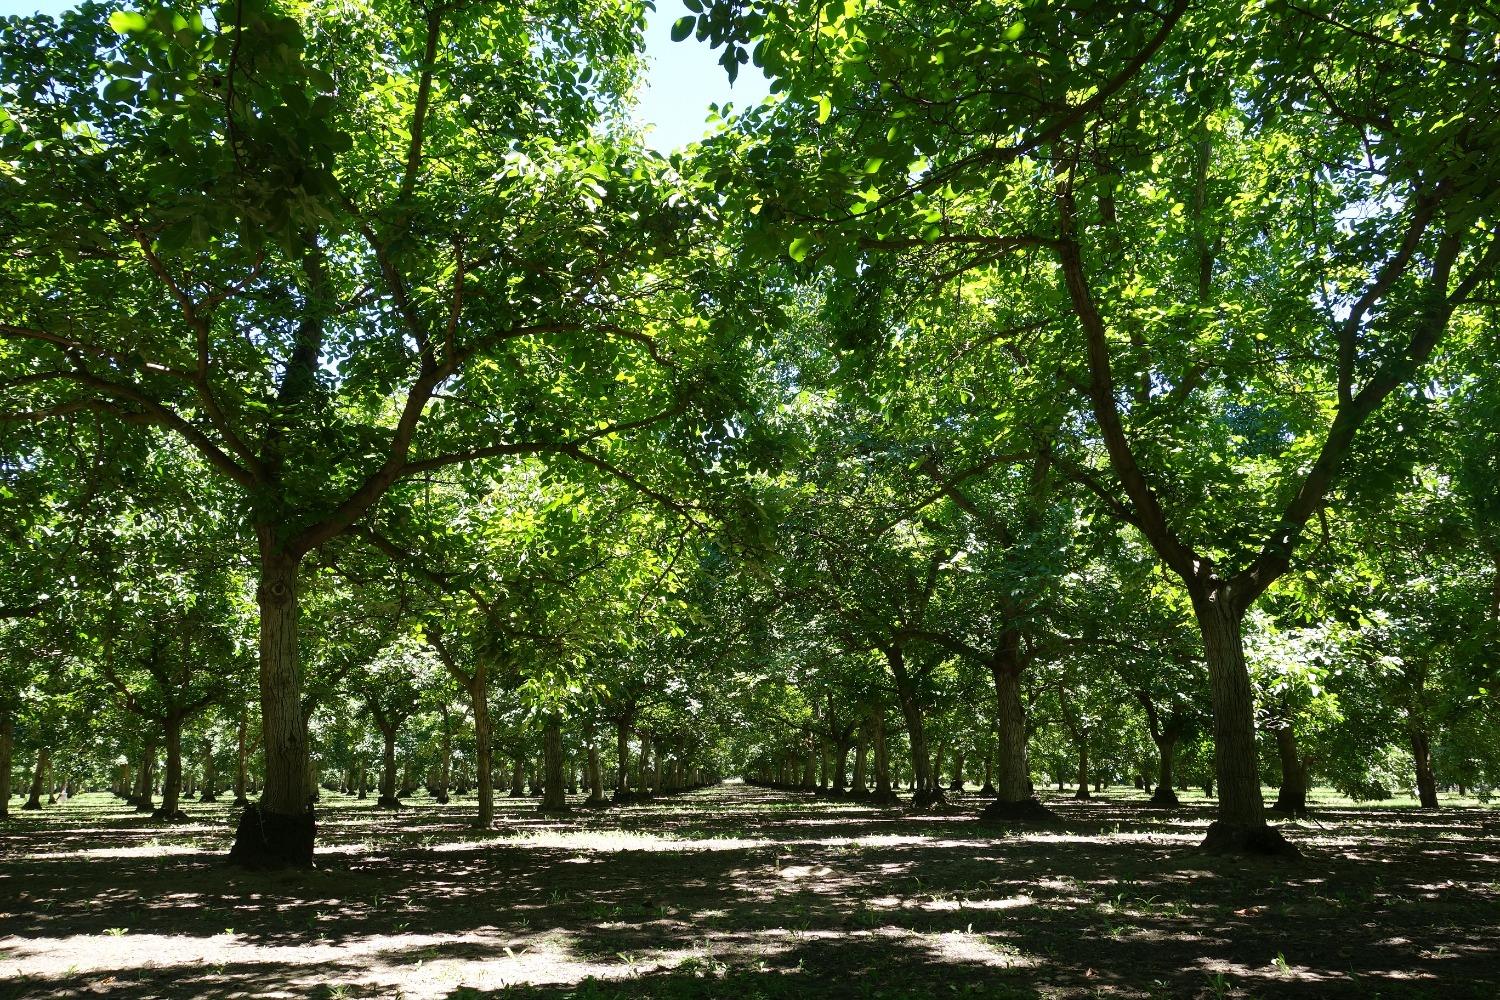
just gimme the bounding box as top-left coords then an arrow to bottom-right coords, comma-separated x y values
2,785 -> 1498,999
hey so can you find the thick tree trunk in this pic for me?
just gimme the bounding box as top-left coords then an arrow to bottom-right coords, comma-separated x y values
871,711 -> 896,804
199,739 -> 218,802
540,717 -> 568,812
22,744 -> 47,810
1411,728 -> 1439,809
231,548 -> 315,868
377,724 -> 401,808
1149,736 -> 1180,806
851,740 -> 867,795
949,750 -> 964,791
833,743 -> 850,793
156,714 -> 187,820
586,741 -> 606,805
614,718 -> 631,797
886,647 -> 938,807
135,743 -> 155,812
1271,724 -> 1308,816
980,656 -> 1054,822
0,710 -> 12,819
435,729 -> 451,804
470,667 -> 493,826
1073,742 -> 1091,800
357,764 -> 367,800
509,753 -> 525,797
233,714 -> 250,807
1195,595 -> 1294,855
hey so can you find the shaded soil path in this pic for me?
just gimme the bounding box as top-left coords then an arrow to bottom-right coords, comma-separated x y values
2,783 -> 1497,998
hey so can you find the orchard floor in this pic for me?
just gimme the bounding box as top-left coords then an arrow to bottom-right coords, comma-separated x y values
2,783 -> 1498,1000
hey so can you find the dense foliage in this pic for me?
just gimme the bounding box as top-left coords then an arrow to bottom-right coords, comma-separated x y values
2,0 -> 1496,864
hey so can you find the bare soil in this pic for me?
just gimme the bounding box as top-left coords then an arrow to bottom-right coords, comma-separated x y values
2,783 -> 1497,999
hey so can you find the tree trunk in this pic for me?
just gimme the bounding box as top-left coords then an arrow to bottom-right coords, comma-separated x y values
157,714 -> 186,820
1195,594 -> 1292,854
22,743 -> 46,811
470,666 -> 493,826
949,750 -> 965,791
979,655 -> 1053,822
377,724 -> 401,808
0,710 -> 12,819
991,658 -> 1032,801
540,716 -> 568,812
135,742 -> 155,812
851,740 -> 868,795
1271,723 -> 1308,816
231,547 -> 315,867
233,713 -> 250,807
357,764 -> 367,800
886,647 -> 936,806
436,728 -> 452,804
199,739 -> 218,802
1149,735 -> 1180,806
614,718 -> 631,797
1411,728 -> 1439,810
871,711 -> 895,803
509,753 -> 525,797
587,741 -> 606,804
1073,742 -> 1091,800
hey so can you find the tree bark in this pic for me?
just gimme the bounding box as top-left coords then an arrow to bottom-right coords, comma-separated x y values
614,718 -> 631,796
1073,741 -> 1091,800
376,720 -> 401,809
233,713 -> 250,807
886,646 -> 937,806
1411,728 -> 1439,809
157,713 -> 187,820
851,739 -> 867,795
991,656 -> 1033,802
22,743 -> 46,811
586,740 -> 606,805
470,666 -> 493,826
1195,594 -> 1291,853
871,710 -> 895,803
436,728 -> 452,804
540,716 -> 568,811
134,741 -> 155,812
231,547 -> 315,867
509,752 -> 525,797
1150,735 -> 1180,806
1271,723 -> 1307,816
0,709 -> 12,819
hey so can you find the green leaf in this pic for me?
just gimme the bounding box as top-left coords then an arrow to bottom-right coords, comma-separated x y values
788,236 -> 813,262
670,16 -> 695,43
108,10 -> 148,33
816,95 -> 832,124
102,78 -> 140,102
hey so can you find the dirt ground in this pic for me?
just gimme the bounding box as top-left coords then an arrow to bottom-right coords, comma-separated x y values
2,782 -> 1497,999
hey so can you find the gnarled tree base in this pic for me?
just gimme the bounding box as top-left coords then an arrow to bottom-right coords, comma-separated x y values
228,804 -> 315,869
978,797 -> 1058,824
1199,821 -> 1301,857
232,796 -> 250,808
910,788 -> 947,810
375,795 -> 403,810
1146,787 -> 1181,808
582,796 -> 612,810
867,789 -> 902,806
152,808 -> 190,823
199,792 -> 218,803
978,782 -> 996,797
